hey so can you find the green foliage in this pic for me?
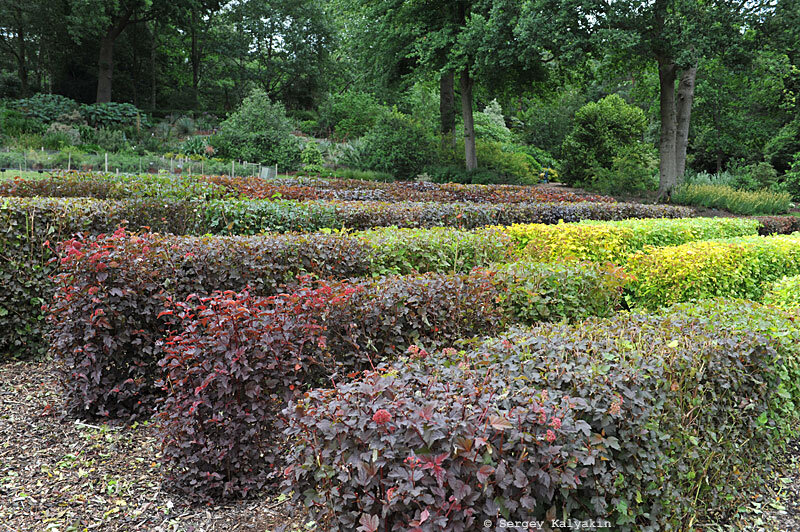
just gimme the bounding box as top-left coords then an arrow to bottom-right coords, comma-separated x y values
476,140 -> 541,184
506,217 -> 760,264
422,165 -> 505,185
627,233 -> 800,308
300,141 -> 324,175
671,184 -> 792,215
11,94 -> 80,123
362,111 -> 437,178
317,91 -> 388,139
763,274 -> 800,310
80,102 -> 149,129
494,260 -> 629,322
561,95 -> 648,187
216,89 -> 303,169
587,145 -> 658,194
783,153 -> 800,200
764,119 -> 800,173
474,99 -> 512,143
514,89 -> 585,158
180,135 -> 212,156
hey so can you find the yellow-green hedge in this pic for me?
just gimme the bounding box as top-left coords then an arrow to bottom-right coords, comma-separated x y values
503,217 -> 760,264
627,234 -> 800,308
764,274 -> 800,310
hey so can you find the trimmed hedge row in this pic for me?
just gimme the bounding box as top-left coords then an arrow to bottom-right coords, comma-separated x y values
764,274 -> 800,310
284,300 -> 800,530
505,217 -> 760,264
0,174 -> 231,201
206,175 -> 617,204
155,264 -> 628,499
2,174 -> 614,204
0,196 -> 690,358
627,233 -> 800,308
47,227 -> 625,420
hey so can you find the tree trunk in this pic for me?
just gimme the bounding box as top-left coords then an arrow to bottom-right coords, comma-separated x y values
15,23 -> 28,97
96,12 -> 133,103
675,65 -> 697,181
460,69 -> 477,171
657,59 -> 678,197
96,33 -> 115,103
190,8 -> 201,108
439,71 -> 456,151
151,22 -> 158,109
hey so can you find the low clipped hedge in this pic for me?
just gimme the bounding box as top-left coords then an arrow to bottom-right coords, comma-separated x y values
754,215 -> 800,235
283,300 -> 800,530
2,194 -> 691,358
764,274 -> 800,310
505,217 -> 759,264
155,263 -> 627,500
627,233 -> 800,308
48,225 -> 627,420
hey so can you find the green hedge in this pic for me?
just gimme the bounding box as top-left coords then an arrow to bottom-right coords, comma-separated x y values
764,274 -> 800,310
285,299 -> 800,529
627,233 -> 800,308
505,217 -> 760,264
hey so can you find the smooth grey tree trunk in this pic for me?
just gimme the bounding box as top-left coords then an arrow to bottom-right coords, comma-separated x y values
675,66 -> 697,180
460,69 -> 477,171
658,59 -> 678,197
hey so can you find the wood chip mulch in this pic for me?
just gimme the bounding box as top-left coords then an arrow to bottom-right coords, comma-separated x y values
0,360 -> 300,532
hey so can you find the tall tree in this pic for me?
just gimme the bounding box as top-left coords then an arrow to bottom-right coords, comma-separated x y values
522,0 -> 772,196
349,0 -> 542,170
68,0 -> 219,103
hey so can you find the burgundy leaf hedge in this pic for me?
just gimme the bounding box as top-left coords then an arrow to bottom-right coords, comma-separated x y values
283,301 -> 800,530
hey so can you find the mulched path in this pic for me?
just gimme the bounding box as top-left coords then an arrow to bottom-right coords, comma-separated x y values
2,359 -> 800,531
0,361 -> 297,532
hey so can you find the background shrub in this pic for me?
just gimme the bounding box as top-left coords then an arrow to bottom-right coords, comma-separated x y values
317,91 -> 388,139
362,111 -> 437,179
216,89 -> 303,169
560,95 -> 647,187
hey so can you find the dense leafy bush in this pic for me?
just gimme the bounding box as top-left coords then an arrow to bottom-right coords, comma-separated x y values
11,94 -> 80,124
474,99 -> 513,143
783,153 -> 800,199
493,260 -> 629,322
763,274 -> 800,310
586,144 -> 658,194
47,229 -> 372,419
560,95 -> 647,187
627,233 -> 800,308
317,91 -> 389,139
671,183 -> 792,215
157,263 -> 629,499
283,300 -> 800,530
422,164 -> 504,185
216,89 -> 303,169
505,217 -> 759,264
80,102 -> 149,129
754,215 -> 800,235
362,111 -> 437,178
